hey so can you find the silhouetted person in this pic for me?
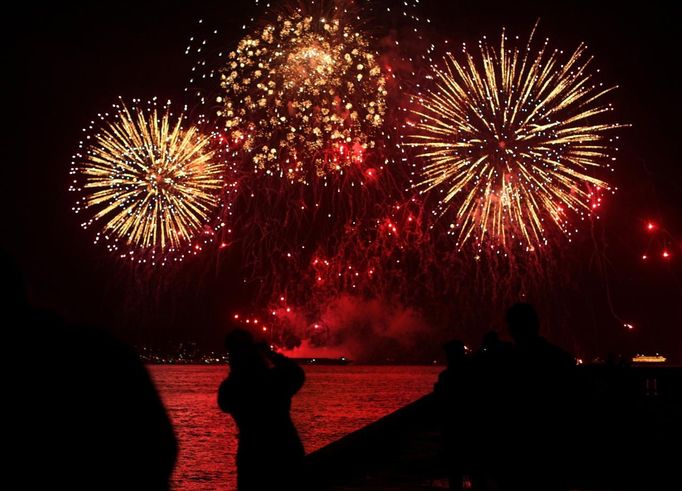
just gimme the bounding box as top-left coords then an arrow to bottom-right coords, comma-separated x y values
500,303 -> 575,491
218,329 -> 305,491
475,330 -> 513,366
4,251 -> 177,490
506,303 -> 574,370
434,340 -> 472,491
470,331 -> 513,490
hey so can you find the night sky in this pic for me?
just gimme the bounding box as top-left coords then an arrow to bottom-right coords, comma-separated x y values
6,1 -> 681,361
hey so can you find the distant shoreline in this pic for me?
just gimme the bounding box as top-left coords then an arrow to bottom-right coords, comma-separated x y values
143,360 -> 446,366
143,361 -> 680,368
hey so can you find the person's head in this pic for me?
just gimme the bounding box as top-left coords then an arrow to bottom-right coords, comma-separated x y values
506,303 -> 540,344
443,339 -> 465,366
482,330 -> 500,347
224,328 -> 264,372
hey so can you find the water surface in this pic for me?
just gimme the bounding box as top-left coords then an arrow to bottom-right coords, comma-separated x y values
150,364 -> 441,490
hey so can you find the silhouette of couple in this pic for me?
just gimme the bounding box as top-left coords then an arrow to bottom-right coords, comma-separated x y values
435,302 -> 576,491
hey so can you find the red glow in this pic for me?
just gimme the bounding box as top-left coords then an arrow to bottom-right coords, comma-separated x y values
662,250 -> 670,259
326,142 -> 365,165
351,142 -> 364,163
647,222 -> 656,231
214,133 -> 228,145
381,218 -> 399,236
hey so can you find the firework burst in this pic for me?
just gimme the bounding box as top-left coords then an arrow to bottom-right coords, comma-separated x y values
70,101 -> 225,259
217,8 -> 388,182
407,27 -> 623,250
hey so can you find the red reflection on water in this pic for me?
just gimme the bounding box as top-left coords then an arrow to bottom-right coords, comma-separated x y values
150,365 -> 439,491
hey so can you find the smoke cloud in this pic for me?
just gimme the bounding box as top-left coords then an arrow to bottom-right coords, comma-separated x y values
282,294 -> 437,363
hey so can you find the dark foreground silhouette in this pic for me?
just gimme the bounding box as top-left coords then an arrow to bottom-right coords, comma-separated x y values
218,328 -> 306,491
306,302 -> 679,490
434,340 -> 472,491
435,303 -> 578,491
7,246 -> 680,490
5,252 -> 177,490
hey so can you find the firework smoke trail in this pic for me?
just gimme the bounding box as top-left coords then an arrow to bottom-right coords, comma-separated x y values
179,0 -> 425,298
406,27 -> 624,251
182,1 -> 462,348
70,100 -> 227,263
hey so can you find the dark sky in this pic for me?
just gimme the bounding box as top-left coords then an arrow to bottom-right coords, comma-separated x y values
6,1 -> 681,360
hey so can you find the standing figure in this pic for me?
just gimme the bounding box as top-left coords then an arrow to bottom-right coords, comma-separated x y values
218,329 -> 305,491
434,340 -> 473,491
501,303 -> 575,491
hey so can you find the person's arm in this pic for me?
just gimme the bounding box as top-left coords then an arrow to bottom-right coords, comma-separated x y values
217,378 -> 234,413
269,351 -> 305,396
434,370 -> 447,394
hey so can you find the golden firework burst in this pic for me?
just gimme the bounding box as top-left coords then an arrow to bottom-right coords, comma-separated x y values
71,102 -> 224,255
407,28 -> 623,249
218,10 -> 387,181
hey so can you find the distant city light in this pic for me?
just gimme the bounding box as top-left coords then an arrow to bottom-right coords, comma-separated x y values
632,354 -> 667,363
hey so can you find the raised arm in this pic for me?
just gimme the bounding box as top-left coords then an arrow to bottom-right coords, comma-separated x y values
269,352 -> 305,397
